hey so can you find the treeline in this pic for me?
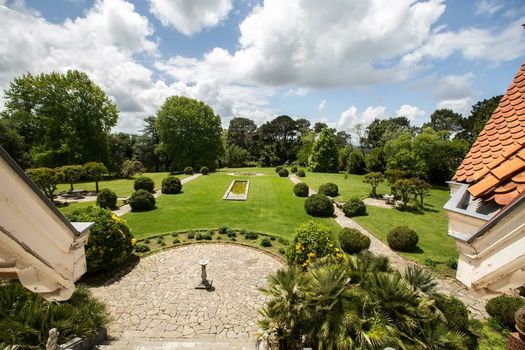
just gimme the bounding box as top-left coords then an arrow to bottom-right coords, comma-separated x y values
0,70 -> 500,185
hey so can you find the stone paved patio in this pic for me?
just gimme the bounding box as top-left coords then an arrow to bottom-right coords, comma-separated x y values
90,244 -> 283,341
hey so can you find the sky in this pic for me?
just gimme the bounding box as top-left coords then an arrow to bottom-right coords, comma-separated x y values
0,0 -> 524,134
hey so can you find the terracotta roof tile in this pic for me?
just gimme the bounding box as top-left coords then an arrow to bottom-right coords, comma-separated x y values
491,157 -> 525,179
469,173 -> 499,197
494,190 -> 519,206
513,172 -> 525,183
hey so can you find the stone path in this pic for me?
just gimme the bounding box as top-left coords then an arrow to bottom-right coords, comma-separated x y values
90,244 -> 283,341
289,175 -> 488,319
114,174 -> 201,216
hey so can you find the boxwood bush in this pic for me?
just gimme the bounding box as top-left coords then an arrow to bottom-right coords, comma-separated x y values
387,226 -> 419,252
278,168 -> 289,177
96,188 -> 117,209
162,176 -> 182,194
275,165 -> 283,173
200,166 -> 209,175
129,189 -> 156,212
184,166 -> 194,175
66,206 -> 134,273
305,193 -> 334,217
485,295 -> 525,329
338,228 -> 371,254
134,176 -> 155,192
342,197 -> 367,217
291,165 -> 298,173
293,182 -> 309,197
296,169 -> 306,177
318,182 -> 339,197
261,237 -> 272,247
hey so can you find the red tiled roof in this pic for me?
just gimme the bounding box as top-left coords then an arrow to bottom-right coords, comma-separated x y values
453,61 -> 525,206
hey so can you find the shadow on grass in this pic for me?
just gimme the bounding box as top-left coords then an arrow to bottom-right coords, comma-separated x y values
79,254 -> 140,287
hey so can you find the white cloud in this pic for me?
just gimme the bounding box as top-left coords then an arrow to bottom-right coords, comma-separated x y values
437,97 -> 474,117
149,0 -> 233,36
318,99 -> 326,111
337,106 -> 387,131
395,104 -> 427,124
475,0 -> 504,16
285,88 -> 310,97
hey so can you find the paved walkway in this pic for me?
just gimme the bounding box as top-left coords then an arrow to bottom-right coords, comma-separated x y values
90,244 -> 283,341
289,175 -> 488,319
114,174 -> 201,216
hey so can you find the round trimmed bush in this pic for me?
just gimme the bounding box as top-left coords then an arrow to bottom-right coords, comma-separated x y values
342,197 -> 367,217
134,176 -> 155,192
291,166 -> 298,173
435,296 -> 469,332
275,165 -> 283,173
245,231 -> 258,240
162,176 -> 182,194
184,166 -> 194,175
318,182 -> 339,197
305,193 -> 334,217
96,188 -> 117,209
296,169 -> 306,177
66,206 -> 133,273
286,221 -> 340,266
261,237 -> 272,247
129,189 -> 156,212
278,168 -> 289,177
293,183 -> 309,197
339,228 -> 371,254
486,295 -> 525,329
387,226 -> 419,252
200,166 -> 209,175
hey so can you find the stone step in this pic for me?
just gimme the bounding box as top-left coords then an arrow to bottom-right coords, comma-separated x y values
96,338 -> 256,350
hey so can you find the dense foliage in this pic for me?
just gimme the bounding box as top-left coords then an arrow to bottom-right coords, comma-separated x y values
120,159 -> 145,178
387,226 -> 419,252
0,282 -> 109,348
363,172 -> 384,198
286,222 -> 341,267
129,189 -> 156,211
83,162 -> 108,192
304,193 -> 334,217
296,169 -> 306,177
278,168 -> 289,177
60,165 -> 85,191
318,182 -> 339,197
293,182 -> 309,197
96,188 -> 117,209
342,197 -> 367,217
134,176 -> 155,192
66,206 -> 134,273
184,166 -> 194,175
309,128 -> 339,172
338,228 -> 371,254
485,295 -> 525,329
200,166 -> 209,175
26,167 -> 64,198
162,176 -> 182,194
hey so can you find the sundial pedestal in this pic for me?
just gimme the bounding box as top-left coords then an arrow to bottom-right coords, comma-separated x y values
195,259 -> 213,290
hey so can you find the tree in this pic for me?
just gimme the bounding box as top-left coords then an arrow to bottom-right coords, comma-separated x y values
459,95 -> 502,142
108,133 -> 136,175
295,118 -> 311,135
0,118 -> 31,168
410,178 -> 431,207
156,96 -> 222,170
256,115 -> 300,164
423,108 -> 463,135
335,131 -> 351,148
120,160 -> 145,178
3,70 -> 118,167
227,117 -> 256,151
60,165 -> 84,191
363,172 -> 385,198
365,147 -> 385,172
134,116 -> 162,171
225,144 -> 250,167
297,130 -> 316,166
364,117 -> 412,149
308,128 -> 339,172
392,179 -> 414,207
83,162 -> 108,193
26,167 -> 64,199
313,122 -> 328,133
347,150 -> 366,174
338,145 -> 353,171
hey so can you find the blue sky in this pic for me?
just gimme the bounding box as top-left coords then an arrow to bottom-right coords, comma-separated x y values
1,0 -> 524,133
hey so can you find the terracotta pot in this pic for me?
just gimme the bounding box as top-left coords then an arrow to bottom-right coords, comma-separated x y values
516,306 -> 525,341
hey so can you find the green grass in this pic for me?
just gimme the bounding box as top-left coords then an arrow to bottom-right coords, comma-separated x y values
57,200 -> 124,216
56,172 -> 177,197
123,169 -> 339,239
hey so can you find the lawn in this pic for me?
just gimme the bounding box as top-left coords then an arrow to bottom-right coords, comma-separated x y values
123,168 -> 339,239
56,172 -> 176,197
57,200 -> 124,216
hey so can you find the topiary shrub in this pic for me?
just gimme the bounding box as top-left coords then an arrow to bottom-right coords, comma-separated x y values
219,226 -> 229,234
162,176 -> 182,194
96,188 -> 117,209
275,165 -> 283,173
305,193 -> 334,217
485,295 -> 525,329
134,176 -> 155,192
184,166 -> 194,175
278,168 -> 289,177
291,165 -> 298,173
261,237 -> 272,247
200,166 -> 209,175
339,228 -> 371,254
296,169 -> 306,177
435,296 -> 469,332
245,231 -> 258,240
293,182 -> 309,197
135,244 -> 150,253
66,206 -> 134,273
286,221 -> 341,267
342,197 -> 367,217
318,182 -> 339,197
129,189 -> 156,212
387,226 -> 419,252
187,231 -> 195,239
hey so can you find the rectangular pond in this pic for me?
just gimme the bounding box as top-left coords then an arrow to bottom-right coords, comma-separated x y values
223,180 -> 250,201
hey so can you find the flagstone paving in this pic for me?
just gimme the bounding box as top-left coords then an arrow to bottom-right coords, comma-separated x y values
90,243 -> 283,341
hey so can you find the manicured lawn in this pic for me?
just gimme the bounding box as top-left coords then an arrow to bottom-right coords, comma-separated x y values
57,200 -> 123,216
300,171 -> 390,201
56,172 -> 176,197
123,169 -> 339,239
353,186 -> 458,268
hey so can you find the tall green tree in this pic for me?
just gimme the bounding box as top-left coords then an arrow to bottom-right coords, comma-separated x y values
26,167 -> 65,199
83,162 -> 108,193
156,96 -> 222,170
227,117 -> 256,151
256,115 -> 300,164
2,70 -> 118,167
423,108 -> 463,135
133,116 -> 163,171
308,128 -> 339,172
364,117 -> 412,149
458,95 -> 502,142
108,133 -> 136,175
0,118 -> 31,168
60,165 -> 85,191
